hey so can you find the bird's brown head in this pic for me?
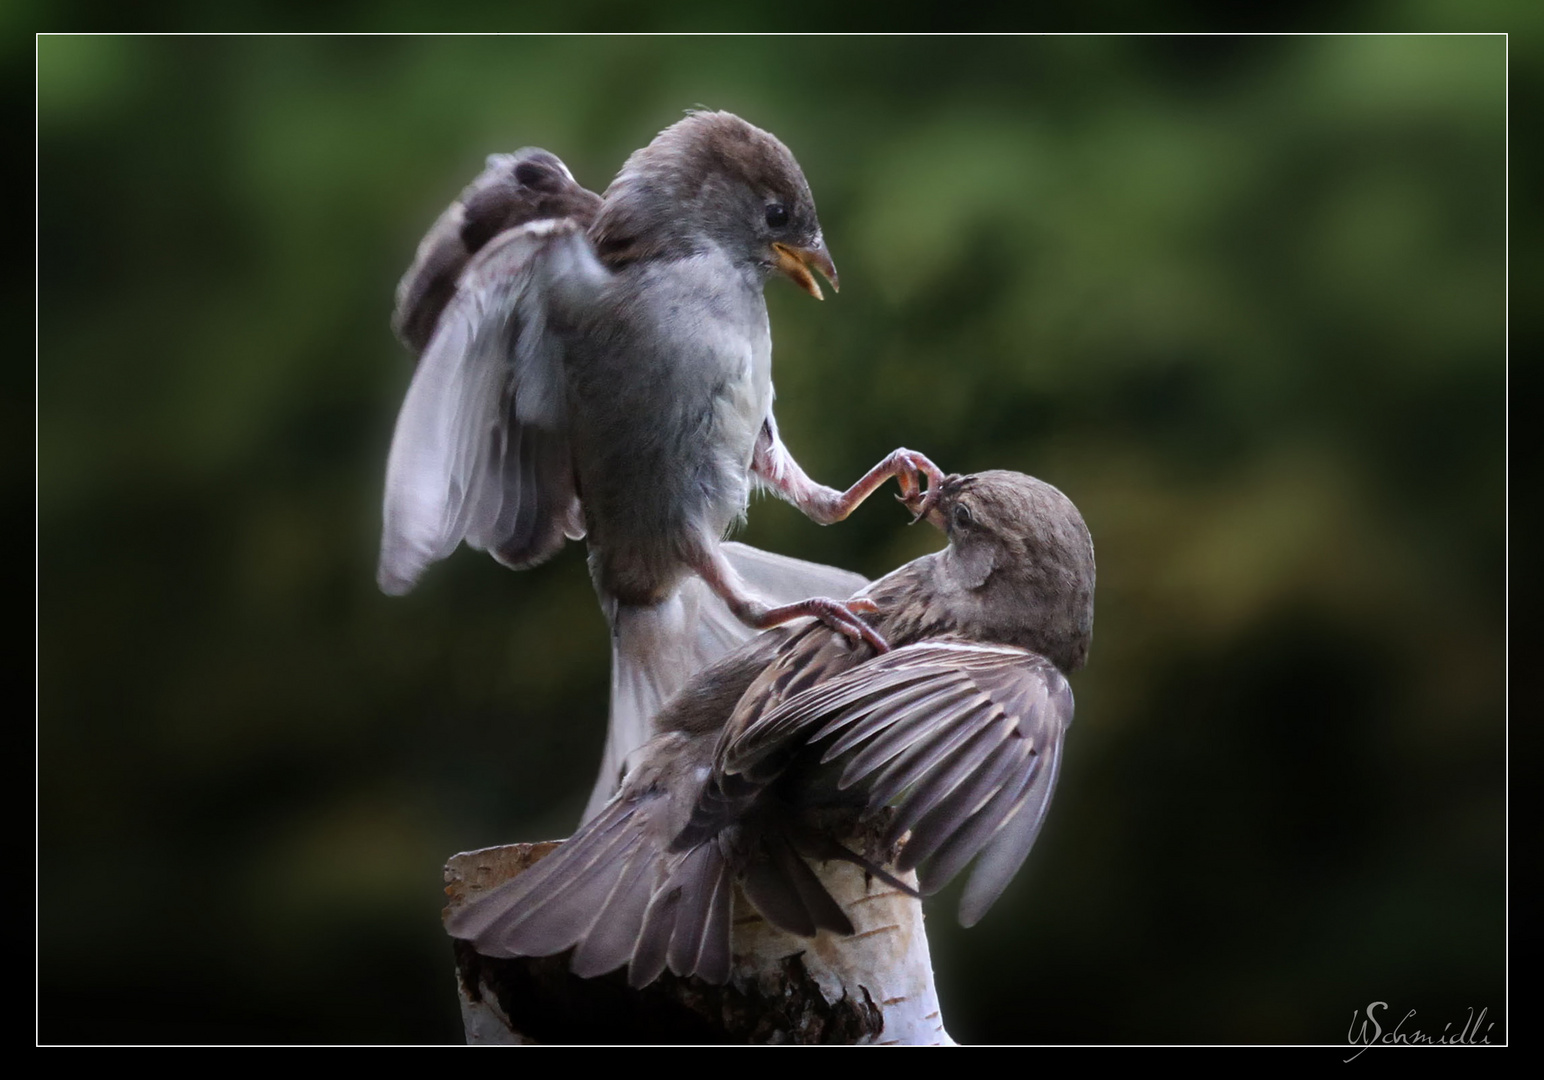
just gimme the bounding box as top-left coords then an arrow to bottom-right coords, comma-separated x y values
926,471 -> 1096,672
592,110 -> 837,297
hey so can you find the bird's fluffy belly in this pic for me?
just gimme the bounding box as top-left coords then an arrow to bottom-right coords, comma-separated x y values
565,262 -> 774,603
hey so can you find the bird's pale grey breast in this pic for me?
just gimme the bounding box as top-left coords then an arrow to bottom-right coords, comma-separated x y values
562,250 -> 775,604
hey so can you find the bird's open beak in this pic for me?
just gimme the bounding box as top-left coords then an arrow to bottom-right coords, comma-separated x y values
772,240 -> 839,300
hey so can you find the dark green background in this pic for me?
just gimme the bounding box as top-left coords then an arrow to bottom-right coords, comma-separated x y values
38,31 -> 1509,1044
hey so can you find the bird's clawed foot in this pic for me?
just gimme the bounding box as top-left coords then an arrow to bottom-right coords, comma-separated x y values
885,449 -> 945,524
751,596 -> 889,654
694,549 -> 890,653
800,447 -> 945,526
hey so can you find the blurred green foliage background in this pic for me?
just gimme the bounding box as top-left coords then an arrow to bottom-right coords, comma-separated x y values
38,32 -> 1507,1044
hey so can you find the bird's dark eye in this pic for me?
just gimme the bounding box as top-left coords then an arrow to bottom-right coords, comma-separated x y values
765,203 -> 789,229
952,503 -> 974,530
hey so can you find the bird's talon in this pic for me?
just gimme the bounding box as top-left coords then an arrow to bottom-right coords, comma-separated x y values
889,450 -> 945,525
902,484 -> 936,524
805,598 -> 889,654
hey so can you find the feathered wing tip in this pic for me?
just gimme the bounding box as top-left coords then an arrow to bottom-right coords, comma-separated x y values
583,545 -> 870,822
956,740 -> 1063,927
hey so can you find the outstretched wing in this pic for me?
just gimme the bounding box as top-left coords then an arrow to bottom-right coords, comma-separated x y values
392,149 -> 602,355
378,216 -> 605,595
716,639 -> 1074,928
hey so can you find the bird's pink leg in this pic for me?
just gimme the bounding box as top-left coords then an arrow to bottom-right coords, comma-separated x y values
753,426 -> 946,526
691,547 -> 890,653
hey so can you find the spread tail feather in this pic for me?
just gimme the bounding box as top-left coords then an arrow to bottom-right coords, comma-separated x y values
447,774 -> 737,988
445,795 -> 665,972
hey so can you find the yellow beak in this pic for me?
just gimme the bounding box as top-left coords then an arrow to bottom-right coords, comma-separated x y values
772,240 -> 839,300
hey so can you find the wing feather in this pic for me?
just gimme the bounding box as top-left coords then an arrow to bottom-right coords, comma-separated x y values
957,731 -> 1065,926
866,707 -> 1004,819
393,149 -> 601,354
714,640 -> 1074,927
378,218 -> 603,595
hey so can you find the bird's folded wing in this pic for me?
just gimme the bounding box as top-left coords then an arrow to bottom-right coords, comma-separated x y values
717,640 -> 1075,927
378,216 -> 605,595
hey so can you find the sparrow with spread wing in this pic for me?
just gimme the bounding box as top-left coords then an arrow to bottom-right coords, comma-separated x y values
446,471 -> 1096,987
378,112 -> 942,817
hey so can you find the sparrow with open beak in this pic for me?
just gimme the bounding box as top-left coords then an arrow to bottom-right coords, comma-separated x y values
446,471 -> 1096,988
379,111 -> 943,817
